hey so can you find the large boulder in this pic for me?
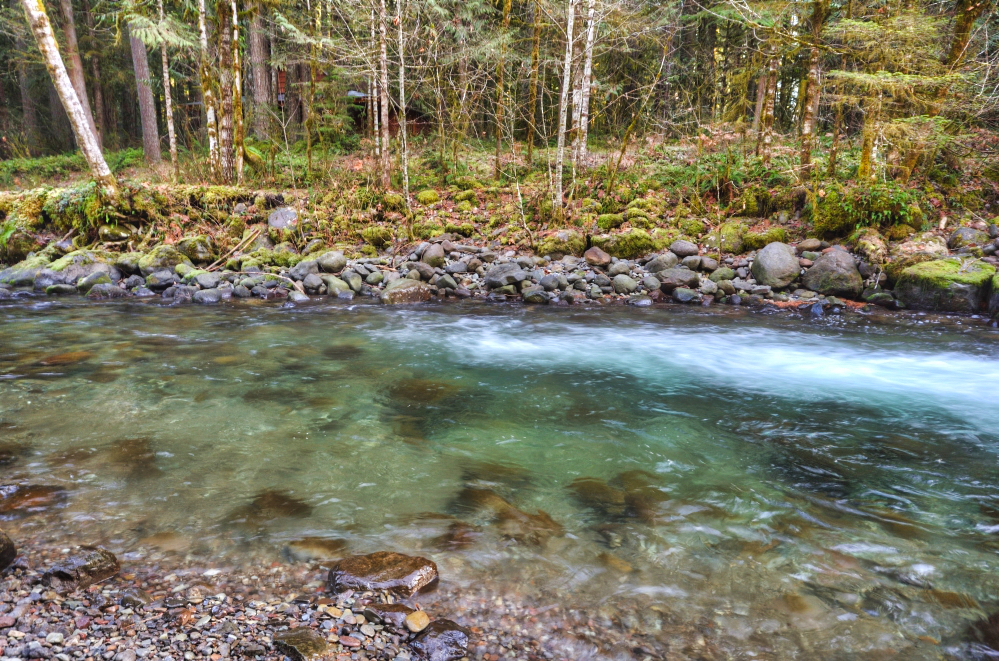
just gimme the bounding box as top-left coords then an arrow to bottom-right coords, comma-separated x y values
316,250 -> 347,273
895,258 -> 996,312
176,235 -> 214,264
657,267 -> 700,293
483,263 -> 528,288
328,551 -> 438,596
0,253 -> 51,286
538,230 -> 586,258
47,250 -> 118,285
949,226 -> 990,250
750,242 -> 800,288
381,278 -> 432,304
138,245 -> 193,276
886,232 -> 950,284
802,250 -> 863,298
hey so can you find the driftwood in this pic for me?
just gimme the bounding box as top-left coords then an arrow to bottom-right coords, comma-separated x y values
207,227 -> 261,272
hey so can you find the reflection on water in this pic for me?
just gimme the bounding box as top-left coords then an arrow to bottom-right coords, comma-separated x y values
2,299 -> 999,658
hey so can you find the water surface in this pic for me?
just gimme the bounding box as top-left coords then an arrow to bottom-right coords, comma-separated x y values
2,300 -> 998,658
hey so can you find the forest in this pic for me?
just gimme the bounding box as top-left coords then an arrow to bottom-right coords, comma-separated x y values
1,0 -> 998,258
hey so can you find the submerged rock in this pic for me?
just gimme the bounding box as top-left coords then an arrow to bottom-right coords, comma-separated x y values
87,283 -> 128,300
284,537 -> 347,562
229,489 -> 313,527
0,484 -> 68,516
43,546 -> 119,591
328,551 -> 439,596
409,619 -> 471,661
895,258 -> 995,312
363,603 -> 415,629
273,628 -> 328,661
0,530 -> 16,571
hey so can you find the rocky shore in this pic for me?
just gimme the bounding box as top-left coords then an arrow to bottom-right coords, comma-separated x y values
2,204 -> 998,321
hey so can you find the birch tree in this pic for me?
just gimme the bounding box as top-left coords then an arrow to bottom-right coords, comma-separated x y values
197,0 -> 220,179
19,0 -> 117,196
554,0 -> 577,211
378,0 -> 390,188
58,0 -> 100,144
397,0 -> 410,208
157,0 -> 178,179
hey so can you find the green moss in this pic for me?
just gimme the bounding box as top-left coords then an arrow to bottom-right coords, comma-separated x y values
899,258 -> 994,287
623,207 -> 649,222
704,221 -> 746,254
895,258 -> 996,312
413,221 -> 444,239
597,213 -> 625,231
885,224 -> 916,240
813,184 -> 924,238
361,226 -> 393,248
455,200 -> 474,213
452,176 -> 483,191
48,249 -> 114,272
743,227 -> 787,251
679,217 -> 706,237
416,189 -> 440,206
444,222 -> 474,237
382,193 -> 406,212
737,188 -> 760,216
650,228 -> 679,251
590,229 -> 657,260
454,190 -> 478,204
537,230 -> 586,257
241,247 -> 300,269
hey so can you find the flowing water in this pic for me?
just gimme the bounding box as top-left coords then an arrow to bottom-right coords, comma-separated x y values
2,299 -> 999,658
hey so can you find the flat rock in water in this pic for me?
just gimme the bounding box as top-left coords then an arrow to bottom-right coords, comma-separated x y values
0,484 -> 67,515
363,603 -> 415,629
43,546 -> 119,590
87,283 -> 128,300
273,628 -> 329,661
409,619 -> 471,661
328,551 -> 438,596
0,530 -> 15,571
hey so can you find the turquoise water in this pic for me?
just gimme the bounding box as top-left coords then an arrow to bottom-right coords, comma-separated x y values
2,299 -> 999,657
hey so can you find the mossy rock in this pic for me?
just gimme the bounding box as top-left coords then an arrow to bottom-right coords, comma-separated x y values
703,221 -> 746,254
537,230 -> 586,258
416,190 -> 440,206
885,252 -> 936,285
885,224 -> 916,241
176,235 -> 215,264
138,245 -> 193,276
413,221 -> 444,240
895,258 -> 996,312
735,188 -> 759,216
455,200 -> 474,214
579,198 -> 601,213
650,228 -> 680,251
590,229 -> 657,260
241,247 -> 299,270
361,226 -> 393,248
853,230 -> 888,265
452,176 -> 483,191
679,218 -> 706,237
743,227 -> 787,251
597,213 -> 625,231
454,190 -> 478,204
623,207 -> 649,222
382,193 -> 406,212
444,222 -> 474,237
0,227 -> 43,262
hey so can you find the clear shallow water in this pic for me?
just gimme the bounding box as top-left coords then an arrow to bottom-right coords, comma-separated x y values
2,300 -> 999,658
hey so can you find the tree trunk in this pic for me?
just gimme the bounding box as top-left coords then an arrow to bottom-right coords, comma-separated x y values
216,0 -> 235,182
158,0 -> 178,179
197,0 -> 220,179
378,0 -> 391,188
20,0 -> 116,195
946,0 -> 988,68
397,0 -> 410,208
827,102 -> 842,177
494,0 -> 511,179
48,82 -> 72,150
128,25 -> 161,164
554,0 -> 577,210
58,0 -> 99,146
230,0 -> 243,183
798,46 -> 820,175
757,51 -> 777,165
575,0 -> 597,166
526,0 -> 541,163
858,97 -> 878,180
751,72 -> 766,133
250,3 -> 270,139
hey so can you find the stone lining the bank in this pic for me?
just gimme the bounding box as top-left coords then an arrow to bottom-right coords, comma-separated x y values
2,221 -> 998,319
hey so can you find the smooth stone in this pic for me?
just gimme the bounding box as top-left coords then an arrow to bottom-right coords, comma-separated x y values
381,279 -> 432,304
87,284 -> 128,300
320,275 -> 350,295
409,620 -> 470,661
436,274 -> 457,290
612,274 -> 638,294
138,245 -> 192,276
288,291 -> 310,303
797,239 -> 822,252
405,610 -> 431,633
46,284 -> 78,296
422,244 -> 446,268
522,287 -> 549,304
672,287 -> 701,303
607,261 -> 630,276
288,260 -> 319,281
641,275 -> 661,291
302,273 -> 325,294
645,253 -> 679,272
194,272 -> 221,289
328,551 -> 438,597
193,289 -> 222,305
751,242 -> 800,288
709,267 -> 736,282
681,256 -> 701,270
317,251 -> 347,273
669,240 -> 699,258
539,274 -> 560,291
77,271 -> 112,294
657,267 -> 699,292
145,270 -> 179,291
583,246 -> 611,267
363,604 -> 415,629
949,226 -> 990,250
